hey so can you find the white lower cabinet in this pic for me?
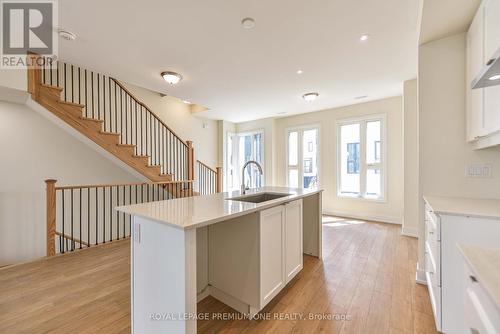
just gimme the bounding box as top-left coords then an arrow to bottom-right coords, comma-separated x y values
209,199 -> 303,316
260,205 -> 286,306
423,198 -> 500,333
284,200 -> 303,284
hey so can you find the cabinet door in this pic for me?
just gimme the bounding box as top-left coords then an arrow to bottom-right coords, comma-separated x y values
260,205 -> 285,307
484,0 -> 500,136
285,200 -> 303,283
467,5 -> 485,141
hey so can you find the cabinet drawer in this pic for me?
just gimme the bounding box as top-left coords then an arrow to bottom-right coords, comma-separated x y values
425,243 -> 441,286
426,269 -> 442,331
464,267 -> 500,334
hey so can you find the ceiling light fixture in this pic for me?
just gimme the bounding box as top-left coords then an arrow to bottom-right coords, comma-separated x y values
489,74 -> 500,81
182,100 -> 191,104
302,92 -> 319,102
241,17 -> 256,29
59,29 -> 77,41
161,71 -> 183,85
296,69 -> 303,74
360,34 -> 370,42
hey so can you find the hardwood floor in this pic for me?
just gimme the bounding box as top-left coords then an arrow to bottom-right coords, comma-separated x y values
0,217 -> 438,334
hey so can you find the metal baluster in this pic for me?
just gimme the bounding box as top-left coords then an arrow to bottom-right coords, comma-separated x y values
62,189 -> 65,253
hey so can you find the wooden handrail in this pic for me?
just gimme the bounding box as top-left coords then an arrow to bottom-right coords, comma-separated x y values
54,179 -> 193,190
55,232 -> 90,247
111,78 -> 188,148
197,160 -> 217,174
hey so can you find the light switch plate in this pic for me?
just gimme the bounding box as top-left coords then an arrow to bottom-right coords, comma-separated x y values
465,164 -> 492,178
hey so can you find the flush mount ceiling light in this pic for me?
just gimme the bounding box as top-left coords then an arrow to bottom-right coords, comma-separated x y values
302,92 -> 319,102
241,17 -> 256,29
296,69 -> 303,74
489,74 -> 500,81
59,29 -> 76,41
161,71 -> 183,85
360,34 -> 370,42
182,100 -> 191,104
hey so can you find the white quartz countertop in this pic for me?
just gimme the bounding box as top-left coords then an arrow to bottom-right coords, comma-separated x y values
116,187 -> 322,230
424,195 -> 500,220
457,244 -> 500,311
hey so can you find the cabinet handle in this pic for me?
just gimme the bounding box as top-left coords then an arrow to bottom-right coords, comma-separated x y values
469,275 -> 478,283
429,231 -> 434,235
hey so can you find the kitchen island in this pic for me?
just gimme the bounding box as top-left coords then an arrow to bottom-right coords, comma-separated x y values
117,186 -> 323,334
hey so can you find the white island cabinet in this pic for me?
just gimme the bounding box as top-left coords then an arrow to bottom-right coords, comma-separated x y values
117,187 -> 322,334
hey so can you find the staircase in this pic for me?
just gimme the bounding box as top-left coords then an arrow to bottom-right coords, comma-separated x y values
26,54 -> 223,256
27,53 -> 194,183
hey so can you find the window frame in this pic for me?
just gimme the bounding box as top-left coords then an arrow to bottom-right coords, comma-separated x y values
336,114 -> 387,202
285,124 -> 321,189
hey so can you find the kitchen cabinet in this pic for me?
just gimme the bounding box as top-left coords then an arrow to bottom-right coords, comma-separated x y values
284,200 -> 303,284
423,196 -> 500,333
208,199 -> 304,317
467,4 -> 485,142
466,0 -> 500,147
260,205 -> 286,306
483,0 -> 500,137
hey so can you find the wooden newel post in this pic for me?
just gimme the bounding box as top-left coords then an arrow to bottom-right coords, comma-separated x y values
186,141 -> 194,181
45,179 -> 57,257
27,52 -> 42,101
216,167 -> 223,193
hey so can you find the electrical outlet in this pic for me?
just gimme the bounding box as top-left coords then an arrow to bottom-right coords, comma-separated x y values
466,164 -> 492,178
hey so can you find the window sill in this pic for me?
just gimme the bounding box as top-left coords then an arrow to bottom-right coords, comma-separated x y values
337,194 -> 386,203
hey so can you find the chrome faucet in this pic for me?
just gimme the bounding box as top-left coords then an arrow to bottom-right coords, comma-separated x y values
241,160 -> 263,194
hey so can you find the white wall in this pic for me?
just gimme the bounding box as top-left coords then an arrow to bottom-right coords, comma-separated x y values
122,82 -> 219,169
0,101 -> 140,266
273,97 -> 404,223
418,33 -> 500,266
403,79 -> 419,237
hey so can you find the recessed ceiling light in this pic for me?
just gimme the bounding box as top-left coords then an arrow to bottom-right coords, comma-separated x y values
489,74 -> 500,81
302,92 -> 319,102
241,18 -> 256,29
59,30 -> 76,41
360,34 -> 370,42
161,71 -> 183,85
296,69 -> 303,74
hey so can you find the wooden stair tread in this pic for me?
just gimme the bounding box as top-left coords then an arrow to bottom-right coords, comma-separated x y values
79,116 -> 103,123
117,143 -> 135,147
133,154 -> 150,158
59,100 -> 85,108
99,131 -> 120,136
40,83 -> 63,91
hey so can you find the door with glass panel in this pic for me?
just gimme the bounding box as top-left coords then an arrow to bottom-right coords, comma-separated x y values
286,127 -> 319,189
226,131 -> 263,191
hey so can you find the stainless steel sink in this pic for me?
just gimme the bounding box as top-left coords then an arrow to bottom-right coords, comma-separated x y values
227,192 -> 290,203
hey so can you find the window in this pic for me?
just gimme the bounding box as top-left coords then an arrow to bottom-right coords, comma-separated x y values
286,126 -> 319,189
346,143 -> 359,174
337,115 -> 385,200
226,130 -> 264,191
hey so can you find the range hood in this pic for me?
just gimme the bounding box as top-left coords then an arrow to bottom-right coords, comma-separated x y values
472,47 -> 500,89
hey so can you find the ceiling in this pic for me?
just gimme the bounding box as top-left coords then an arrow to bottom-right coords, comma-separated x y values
58,0 -> 419,123
419,0 -> 481,45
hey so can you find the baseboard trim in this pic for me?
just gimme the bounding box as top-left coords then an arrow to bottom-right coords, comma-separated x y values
416,263 -> 427,285
323,211 -> 402,225
401,226 -> 418,238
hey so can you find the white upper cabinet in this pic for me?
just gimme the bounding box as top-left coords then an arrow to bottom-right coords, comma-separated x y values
467,0 -> 500,147
467,5 -> 485,141
483,0 -> 500,137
